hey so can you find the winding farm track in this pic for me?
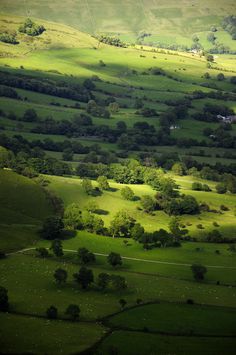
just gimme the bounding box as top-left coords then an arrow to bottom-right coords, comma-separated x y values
7,248 -> 236,269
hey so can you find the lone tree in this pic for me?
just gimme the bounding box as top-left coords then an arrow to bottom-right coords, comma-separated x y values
0,286 -> 9,312
169,217 -> 187,243
65,304 -> 80,321
35,247 -> 49,258
41,216 -> 64,240
50,239 -> 63,257
54,268 -> 67,284
191,264 -> 207,281
111,275 -> 127,290
107,252 -> 122,268
119,299 -> 127,309
63,203 -> 83,230
82,179 -> 93,195
97,176 -> 110,190
46,305 -> 58,319
73,266 -> 94,289
78,248 -> 96,265
97,273 -> 110,290
121,186 -> 135,201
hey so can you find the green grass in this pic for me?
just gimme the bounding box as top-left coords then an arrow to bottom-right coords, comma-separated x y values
46,174 -> 236,239
1,1 -> 236,50
109,302 -> 236,336
0,313 -> 105,355
98,331 -> 236,355
0,169 -> 53,251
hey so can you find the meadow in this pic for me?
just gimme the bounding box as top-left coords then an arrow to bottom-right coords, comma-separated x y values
0,10 -> 236,355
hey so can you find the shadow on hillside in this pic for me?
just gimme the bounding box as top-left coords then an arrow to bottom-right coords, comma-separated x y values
61,230 -> 77,240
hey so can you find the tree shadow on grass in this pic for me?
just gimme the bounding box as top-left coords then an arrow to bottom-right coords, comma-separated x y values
95,209 -> 109,215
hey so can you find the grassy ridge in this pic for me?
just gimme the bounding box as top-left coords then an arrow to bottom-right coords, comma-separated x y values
1,1 -> 236,50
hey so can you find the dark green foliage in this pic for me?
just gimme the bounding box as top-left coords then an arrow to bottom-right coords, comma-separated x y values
107,252 -> 122,267
50,239 -> 64,257
18,18 -> 45,36
216,183 -> 227,194
78,248 -> 96,264
82,179 -> 93,195
97,175 -> 110,190
54,268 -> 67,284
41,217 -> 64,240
23,109 -> 38,122
62,148 -> 73,161
0,31 -> 18,44
98,35 -> 126,47
110,211 -> 135,238
73,266 -> 94,289
119,299 -> 127,309
63,203 -> 83,230
222,16 -> 236,40
191,264 -> 207,281
46,305 -> 58,319
0,286 -> 9,312
121,186 -> 135,201
35,247 -> 49,258
97,273 -> 110,290
206,230 -> 223,243
65,304 -> 80,321
110,275 -> 127,290
140,195 -> 156,213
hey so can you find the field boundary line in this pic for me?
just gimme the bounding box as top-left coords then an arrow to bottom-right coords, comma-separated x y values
7,247 -> 236,269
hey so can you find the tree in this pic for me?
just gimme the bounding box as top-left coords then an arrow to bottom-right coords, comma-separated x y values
50,239 -> 63,257
171,162 -> 186,176
65,304 -> 80,321
107,252 -> 122,268
119,299 -> 127,309
63,203 -> 83,230
130,223 -> 145,241
46,305 -> 58,319
206,54 -> 214,62
82,179 -> 93,195
134,98 -> 143,109
35,247 -> 49,258
191,264 -> 207,281
140,195 -> 156,213
216,183 -> 227,194
97,273 -> 110,290
110,211 -> 135,238
121,186 -> 135,201
73,266 -> 94,289
207,32 -> 216,43
217,73 -> 225,81
0,286 -> 9,312
41,216 -> 64,240
109,102 -> 120,113
169,217 -> 187,243
97,175 -> 110,190
23,108 -> 38,122
111,275 -> 127,290
85,201 -> 99,213
54,268 -> 67,284
78,248 -> 96,264
62,148 -> 73,161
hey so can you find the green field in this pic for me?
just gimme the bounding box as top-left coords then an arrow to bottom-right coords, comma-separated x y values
1,0 -> 236,51
0,8 -> 236,355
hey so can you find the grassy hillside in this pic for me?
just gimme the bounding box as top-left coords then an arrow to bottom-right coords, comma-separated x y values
0,169 -> 53,251
1,0 -> 236,50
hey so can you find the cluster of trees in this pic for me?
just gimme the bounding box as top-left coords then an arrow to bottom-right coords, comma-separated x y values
18,18 -> 45,37
46,304 -> 80,321
0,71 -> 92,102
192,103 -> 234,123
192,182 -> 211,192
222,16 -> 236,40
0,31 -> 18,44
97,35 -> 126,47
0,85 -> 19,99
87,100 -> 110,118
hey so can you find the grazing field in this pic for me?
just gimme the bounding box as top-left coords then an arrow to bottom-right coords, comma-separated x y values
0,9 -> 236,355
1,0 -> 236,51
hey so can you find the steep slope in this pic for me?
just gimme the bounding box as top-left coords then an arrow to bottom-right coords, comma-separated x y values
0,169 -> 53,251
